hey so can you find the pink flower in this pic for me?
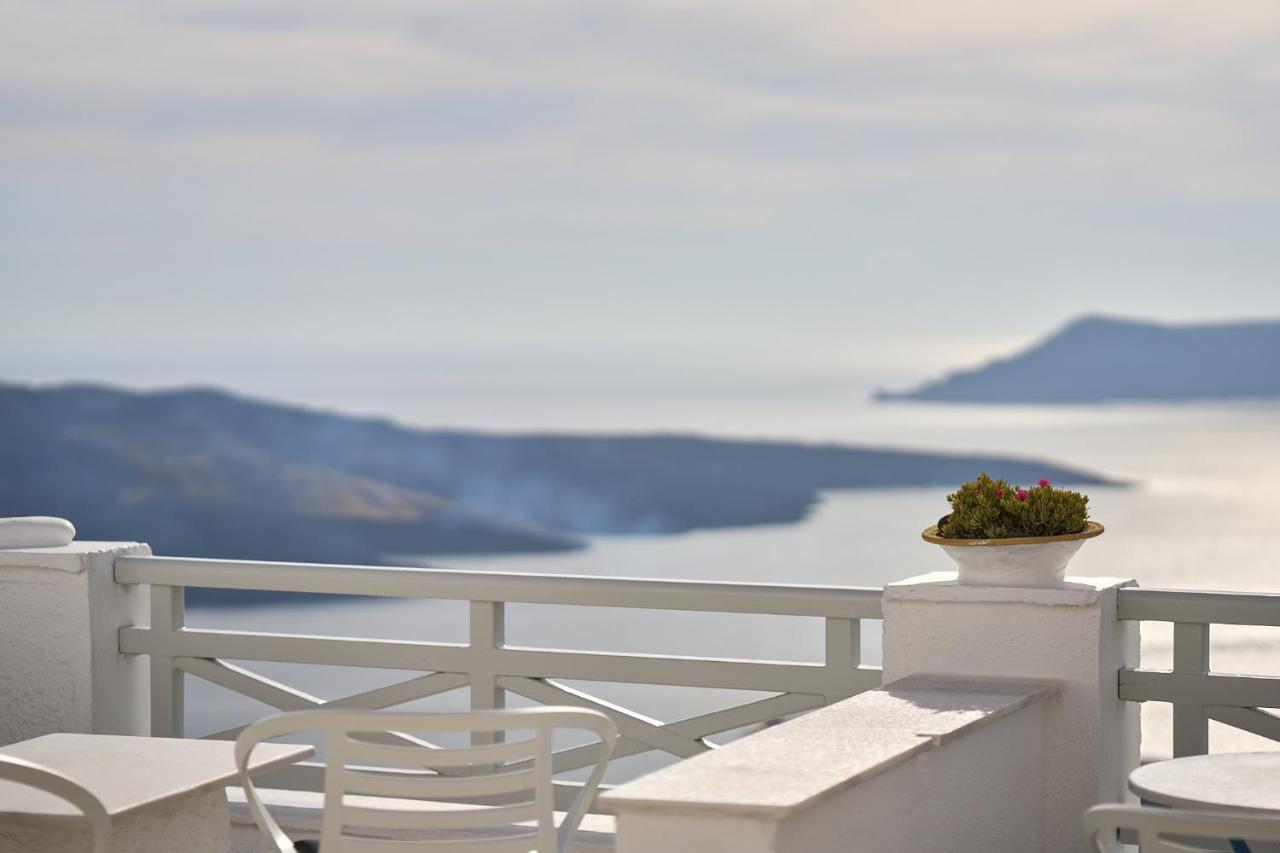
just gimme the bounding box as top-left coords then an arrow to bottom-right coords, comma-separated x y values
1016,489 -> 1029,501
995,489 -> 1004,498
1038,478 -> 1050,488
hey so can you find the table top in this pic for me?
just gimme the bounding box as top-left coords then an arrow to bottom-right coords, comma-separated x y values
1130,752 -> 1280,814
0,733 -> 313,822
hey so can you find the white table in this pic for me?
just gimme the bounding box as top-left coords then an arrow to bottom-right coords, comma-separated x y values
1130,753 -> 1280,853
0,733 -> 313,853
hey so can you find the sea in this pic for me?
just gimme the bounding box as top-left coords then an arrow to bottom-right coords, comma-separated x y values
185,385 -> 1280,766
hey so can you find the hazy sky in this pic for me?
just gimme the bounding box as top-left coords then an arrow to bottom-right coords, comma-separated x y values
4,0 -> 1280,401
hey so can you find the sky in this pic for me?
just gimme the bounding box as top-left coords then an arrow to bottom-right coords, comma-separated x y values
3,0 -> 1280,407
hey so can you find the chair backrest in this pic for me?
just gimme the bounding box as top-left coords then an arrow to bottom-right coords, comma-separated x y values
237,706 -> 618,853
0,755 -> 111,853
1083,804 -> 1280,852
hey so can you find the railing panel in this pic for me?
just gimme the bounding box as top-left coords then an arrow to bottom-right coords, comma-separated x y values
149,584 -> 184,738
1117,586 -> 1280,757
499,676 -> 708,759
121,626 -> 876,694
115,552 -> 887,814
1119,671 -> 1280,708
661,691 -> 824,739
1171,622 -> 1210,756
114,556 -> 883,618
178,657 -> 318,712
824,618 -> 859,671
1118,588 -> 1280,627
1206,706 -> 1280,743
469,601 -> 506,762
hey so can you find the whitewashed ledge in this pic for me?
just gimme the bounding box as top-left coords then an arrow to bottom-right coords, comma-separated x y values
601,675 -> 1059,853
0,541 -> 146,574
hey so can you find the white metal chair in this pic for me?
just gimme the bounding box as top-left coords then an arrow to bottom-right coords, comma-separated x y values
236,706 -> 618,853
1084,804 -> 1280,852
0,755 -> 111,853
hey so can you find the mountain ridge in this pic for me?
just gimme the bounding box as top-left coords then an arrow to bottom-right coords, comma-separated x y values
876,315 -> 1280,404
0,381 -> 1115,602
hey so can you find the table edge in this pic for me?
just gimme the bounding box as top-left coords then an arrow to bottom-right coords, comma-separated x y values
0,742 -> 314,824
1129,754 -> 1280,816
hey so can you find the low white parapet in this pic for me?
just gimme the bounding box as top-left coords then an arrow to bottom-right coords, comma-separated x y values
0,538 -> 151,744
883,572 -> 1139,852
602,675 -> 1058,853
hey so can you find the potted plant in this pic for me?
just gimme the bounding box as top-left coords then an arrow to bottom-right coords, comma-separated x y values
922,473 -> 1103,588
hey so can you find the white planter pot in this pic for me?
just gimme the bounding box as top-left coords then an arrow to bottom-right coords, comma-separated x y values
922,522 -> 1104,588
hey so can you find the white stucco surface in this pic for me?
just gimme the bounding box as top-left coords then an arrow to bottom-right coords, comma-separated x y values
606,676 -> 1055,853
1,785 -> 230,853
0,540 -> 151,745
603,675 -> 1054,818
0,734 -> 311,819
772,696 -> 1044,853
0,735 -> 311,853
613,812 -> 776,853
882,571 -> 1140,853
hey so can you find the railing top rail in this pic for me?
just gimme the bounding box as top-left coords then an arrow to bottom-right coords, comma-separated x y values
114,555 -> 883,618
1117,587 -> 1280,627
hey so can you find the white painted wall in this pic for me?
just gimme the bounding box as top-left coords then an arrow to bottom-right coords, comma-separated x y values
775,701 -> 1043,853
0,541 -> 151,745
606,677 -> 1055,853
614,706 -> 1044,853
882,572 -> 1140,853
1,787 -> 228,853
608,571 -> 1139,853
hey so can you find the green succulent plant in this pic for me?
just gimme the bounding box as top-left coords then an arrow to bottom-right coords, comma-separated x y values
938,473 -> 1090,539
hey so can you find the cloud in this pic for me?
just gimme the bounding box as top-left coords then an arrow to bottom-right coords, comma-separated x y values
5,0 -> 1279,202
2,0 -> 1280,387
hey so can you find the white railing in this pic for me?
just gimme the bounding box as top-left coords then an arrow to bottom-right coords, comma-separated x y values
1118,587 -> 1280,757
114,555 -> 884,810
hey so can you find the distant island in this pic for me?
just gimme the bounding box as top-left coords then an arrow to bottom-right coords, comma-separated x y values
876,315 -> 1280,404
0,382 -> 1112,600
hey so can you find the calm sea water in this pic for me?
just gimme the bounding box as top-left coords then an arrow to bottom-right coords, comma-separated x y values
187,396 -> 1280,763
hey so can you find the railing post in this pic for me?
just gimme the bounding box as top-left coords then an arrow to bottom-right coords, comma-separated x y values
823,617 -> 861,701
470,601 -> 506,755
1172,621 -> 1210,756
149,584 -> 185,738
